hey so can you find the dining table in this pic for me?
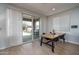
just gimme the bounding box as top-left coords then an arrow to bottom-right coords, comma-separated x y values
40,32 -> 65,52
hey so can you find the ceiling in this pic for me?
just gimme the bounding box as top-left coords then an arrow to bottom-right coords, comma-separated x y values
11,3 -> 79,16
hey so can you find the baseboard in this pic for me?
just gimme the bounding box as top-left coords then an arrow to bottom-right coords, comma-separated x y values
59,39 -> 79,45
67,41 -> 79,45
0,43 -> 23,50
0,47 -> 7,50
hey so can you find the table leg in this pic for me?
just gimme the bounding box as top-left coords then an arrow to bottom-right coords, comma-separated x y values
40,37 -> 43,46
60,35 -> 65,43
52,41 -> 55,52
63,37 -> 65,43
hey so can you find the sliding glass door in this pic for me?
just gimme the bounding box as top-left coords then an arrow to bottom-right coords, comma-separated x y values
22,15 -> 32,42
22,14 -> 40,42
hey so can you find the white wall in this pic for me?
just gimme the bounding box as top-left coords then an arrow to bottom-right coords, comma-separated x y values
47,7 -> 79,45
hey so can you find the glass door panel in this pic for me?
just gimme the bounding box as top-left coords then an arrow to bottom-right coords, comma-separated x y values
22,16 -> 32,42
33,18 -> 40,39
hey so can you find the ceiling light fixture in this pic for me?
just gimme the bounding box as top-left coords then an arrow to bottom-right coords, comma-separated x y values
52,8 -> 56,11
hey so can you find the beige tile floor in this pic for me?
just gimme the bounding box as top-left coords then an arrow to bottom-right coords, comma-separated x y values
0,40 -> 79,55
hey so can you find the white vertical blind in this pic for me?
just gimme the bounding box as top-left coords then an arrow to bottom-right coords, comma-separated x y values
6,8 -> 22,47
53,17 -> 60,31
53,15 -> 70,32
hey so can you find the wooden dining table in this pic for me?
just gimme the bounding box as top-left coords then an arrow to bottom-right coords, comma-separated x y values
40,32 -> 65,52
